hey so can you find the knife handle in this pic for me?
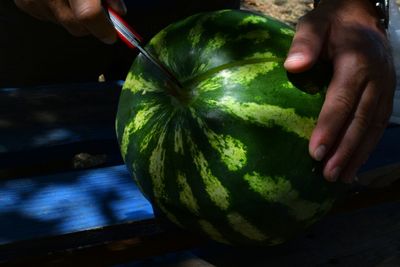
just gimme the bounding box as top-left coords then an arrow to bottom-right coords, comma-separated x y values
106,6 -> 143,50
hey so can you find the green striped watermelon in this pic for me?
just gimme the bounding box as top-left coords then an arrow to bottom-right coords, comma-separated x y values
116,9 -> 341,246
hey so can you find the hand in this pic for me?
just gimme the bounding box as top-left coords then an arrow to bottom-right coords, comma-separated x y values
14,0 -> 127,44
284,0 -> 396,183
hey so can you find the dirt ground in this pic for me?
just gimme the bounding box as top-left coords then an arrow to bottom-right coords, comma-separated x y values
243,0 -> 400,27
241,0 -> 313,27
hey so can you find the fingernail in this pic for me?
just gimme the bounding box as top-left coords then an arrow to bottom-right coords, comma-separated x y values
329,167 -> 341,182
284,53 -> 305,67
314,145 -> 326,161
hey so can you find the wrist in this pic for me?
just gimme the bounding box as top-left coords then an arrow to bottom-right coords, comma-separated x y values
369,0 -> 389,29
314,0 -> 389,30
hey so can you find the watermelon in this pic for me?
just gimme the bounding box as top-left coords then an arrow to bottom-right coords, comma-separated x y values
116,9 -> 342,246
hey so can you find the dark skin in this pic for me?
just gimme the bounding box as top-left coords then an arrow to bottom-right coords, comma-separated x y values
15,0 -> 396,183
13,0 -> 126,43
285,0 -> 396,183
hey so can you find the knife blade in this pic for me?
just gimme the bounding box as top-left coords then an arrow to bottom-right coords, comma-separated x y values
106,7 -> 184,90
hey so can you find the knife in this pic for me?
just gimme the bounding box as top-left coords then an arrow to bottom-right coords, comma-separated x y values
106,7 -> 184,90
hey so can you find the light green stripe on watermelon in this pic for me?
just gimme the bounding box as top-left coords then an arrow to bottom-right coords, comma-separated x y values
149,29 -> 170,66
174,123 -> 184,155
132,104 -> 161,132
187,133 -> 230,210
280,27 -> 295,36
196,61 -> 278,93
177,171 -> 200,215
123,72 -> 160,94
149,127 -> 168,201
199,220 -> 230,245
139,118 -> 167,153
281,81 -> 295,89
229,61 -> 278,86
188,20 -> 204,48
244,52 -> 275,60
119,104 -> 162,159
120,126 -> 132,161
209,96 -> 316,140
204,33 -> 227,57
243,172 -> 330,221
239,15 -> 268,26
191,109 -> 247,171
197,72 -> 226,92
227,212 -> 267,241
236,30 -> 270,43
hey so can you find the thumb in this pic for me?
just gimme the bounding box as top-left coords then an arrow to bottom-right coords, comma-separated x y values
284,15 -> 328,73
106,0 -> 127,15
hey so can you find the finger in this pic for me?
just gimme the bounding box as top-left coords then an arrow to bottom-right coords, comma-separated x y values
284,12 -> 329,73
339,83 -> 394,183
106,0 -> 127,15
69,0 -> 117,44
309,53 -> 367,164
14,0 -> 53,21
322,81 -> 380,182
47,0 -> 88,36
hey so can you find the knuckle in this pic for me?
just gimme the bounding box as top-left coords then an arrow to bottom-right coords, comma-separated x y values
74,5 -> 101,23
57,14 -> 88,36
332,94 -> 353,115
353,113 -> 370,132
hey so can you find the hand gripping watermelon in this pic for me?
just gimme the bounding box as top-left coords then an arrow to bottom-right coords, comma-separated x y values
116,9 -> 342,246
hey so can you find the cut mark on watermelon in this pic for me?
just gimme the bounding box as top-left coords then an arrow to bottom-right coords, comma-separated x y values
227,212 -> 267,241
191,109 -> 247,171
185,58 -> 281,90
187,134 -> 230,210
236,29 -> 271,43
208,96 -> 315,140
243,172 -> 333,221
199,220 -> 230,245
177,171 -> 200,215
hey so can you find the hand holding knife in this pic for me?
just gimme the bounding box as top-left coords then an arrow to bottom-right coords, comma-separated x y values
105,6 -> 184,90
